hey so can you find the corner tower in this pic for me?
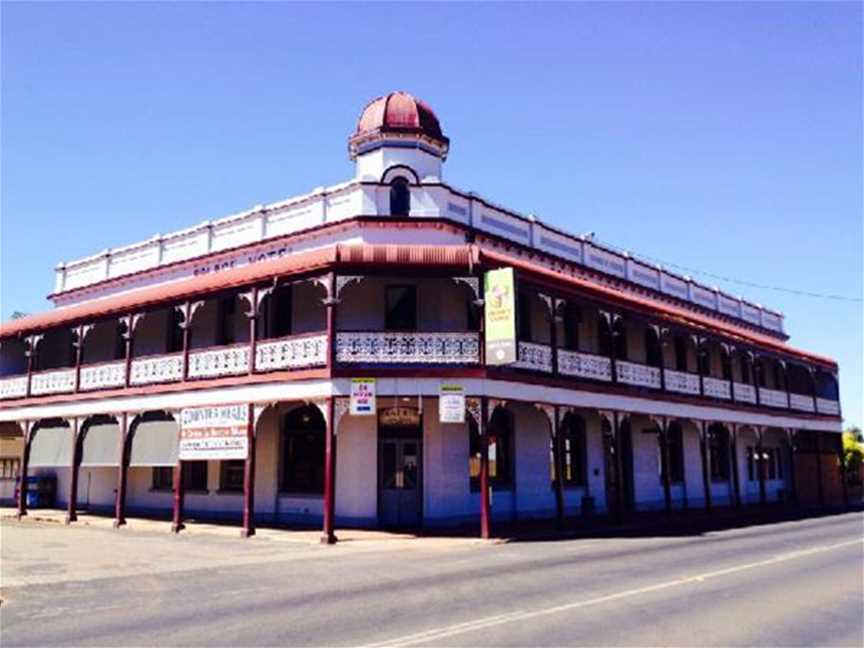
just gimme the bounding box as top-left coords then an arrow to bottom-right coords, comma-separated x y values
349,91 -> 449,184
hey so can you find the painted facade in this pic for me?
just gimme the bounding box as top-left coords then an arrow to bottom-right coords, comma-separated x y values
0,92 -> 846,540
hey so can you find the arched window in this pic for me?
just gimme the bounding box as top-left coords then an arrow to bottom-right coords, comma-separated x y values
281,405 -> 326,494
552,413 -> 587,487
389,177 -> 410,216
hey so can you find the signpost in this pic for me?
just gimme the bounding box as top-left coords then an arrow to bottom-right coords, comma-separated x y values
439,383 -> 466,423
179,404 -> 248,460
350,378 -> 376,416
484,267 -> 517,365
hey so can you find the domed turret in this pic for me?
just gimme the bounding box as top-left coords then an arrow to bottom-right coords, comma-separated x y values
349,92 -> 449,183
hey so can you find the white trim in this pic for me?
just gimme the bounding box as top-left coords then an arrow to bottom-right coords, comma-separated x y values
1,377 -> 840,433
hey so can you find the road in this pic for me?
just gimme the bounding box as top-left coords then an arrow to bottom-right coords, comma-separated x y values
2,512 -> 862,646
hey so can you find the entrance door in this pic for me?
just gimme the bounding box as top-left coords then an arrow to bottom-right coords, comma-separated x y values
379,435 -> 422,529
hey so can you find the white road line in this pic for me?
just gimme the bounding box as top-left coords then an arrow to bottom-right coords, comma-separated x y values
360,537 -> 864,648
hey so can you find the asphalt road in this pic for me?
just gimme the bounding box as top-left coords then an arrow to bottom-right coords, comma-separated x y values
2,512 -> 862,647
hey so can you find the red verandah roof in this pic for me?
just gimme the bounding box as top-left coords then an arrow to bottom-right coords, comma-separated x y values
0,243 -> 836,368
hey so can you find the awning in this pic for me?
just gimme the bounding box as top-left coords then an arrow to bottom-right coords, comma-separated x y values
80,420 -> 121,467
129,416 -> 179,467
29,424 -> 73,467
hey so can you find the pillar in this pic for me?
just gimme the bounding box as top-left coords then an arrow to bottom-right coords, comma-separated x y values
659,419 -> 672,513
17,422 -> 31,519
551,407 -> 565,530
113,413 -> 130,528
171,460 -> 185,533
730,424 -> 742,508
756,428 -> 767,508
66,418 -> 80,524
321,398 -> 337,544
786,429 -> 799,507
479,397 -> 491,539
839,436 -> 849,508
700,422 -> 712,513
814,431 -> 825,507
241,403 -> 256,538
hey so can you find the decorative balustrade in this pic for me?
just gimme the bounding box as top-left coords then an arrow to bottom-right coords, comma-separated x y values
30,368 -> 76,396
759,387 -> 789,409
557,349 -> 612,381
616,360 -> 661,389
79,361 -> 127,391
256,334 -> 328,371
188,345 -> 250,378
733,382 -> 757,404
0,376 -> 28,400
702,376 -> 732,400
335,332 -> 480,364
789,393 -> 815,413
129,353 -> 184,385
816,398 -> 840,416
513,341 -> 553,373
664,369 -> 700,395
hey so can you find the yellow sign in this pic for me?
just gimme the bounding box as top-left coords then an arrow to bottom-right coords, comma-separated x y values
484,267 -> 517,365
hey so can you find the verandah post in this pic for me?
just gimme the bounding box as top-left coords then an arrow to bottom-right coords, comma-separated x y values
66,418 -> 80,524
479,397 -> 491,540
241,403 -> 257,538
321,397 -> 337,544
551,406 -> 565,530
17,421 -> 32,519
113,412 -> 130,528
700,421 -> 712,514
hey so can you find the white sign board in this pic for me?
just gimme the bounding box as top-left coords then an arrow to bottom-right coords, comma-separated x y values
350,378 -> 376,416
179,404 -> 248,460
439,384 -> 466,423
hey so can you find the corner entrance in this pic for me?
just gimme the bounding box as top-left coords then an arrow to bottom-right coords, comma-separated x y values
378,407 -> 422,529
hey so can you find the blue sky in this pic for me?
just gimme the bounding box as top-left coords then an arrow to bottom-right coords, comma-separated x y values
2,2 -> 861,427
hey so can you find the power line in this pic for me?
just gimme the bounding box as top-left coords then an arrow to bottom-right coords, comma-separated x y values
593,237 -> 863,304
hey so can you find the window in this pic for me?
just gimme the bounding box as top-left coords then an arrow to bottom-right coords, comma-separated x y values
561,303 -> 581,351
698,347 -> 710,376
183,461 -> 208,491
660,423 -> 684,484
470,408 -> 513,489
708,426 -> 730,481
389,178 -> 410,216
167,308 -> 185,353
269,286 -> 293,338
720,349 -> 732,381
613,320 -> 627,361
674,336 -> 688,372
218,296 -> 238,345
551,414 -> 587,487
740,355 -> 752,385
151,466 -> 174,491
0,457 -> 20,480
517,292 -> 533,341
385,286 -> 417,331
644,329 -> 661,368
281,406 -> 325,494
219,460 -> 245,492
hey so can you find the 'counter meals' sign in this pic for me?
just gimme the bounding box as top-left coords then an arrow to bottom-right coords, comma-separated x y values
180,404 -> 248,460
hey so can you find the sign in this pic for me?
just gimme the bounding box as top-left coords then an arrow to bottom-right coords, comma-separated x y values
379,407 -> 421,428
439,383 -> 466,423
179,404 -> 248,460
484,267 -> 517,365
350,378 -> 376,416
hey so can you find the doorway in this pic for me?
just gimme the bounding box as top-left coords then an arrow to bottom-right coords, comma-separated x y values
378,409 -> 422,529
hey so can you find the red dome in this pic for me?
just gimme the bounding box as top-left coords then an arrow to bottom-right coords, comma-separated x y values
351,91 -> 448,152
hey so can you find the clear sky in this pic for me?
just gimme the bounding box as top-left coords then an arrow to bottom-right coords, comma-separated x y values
2,2 -> 861,427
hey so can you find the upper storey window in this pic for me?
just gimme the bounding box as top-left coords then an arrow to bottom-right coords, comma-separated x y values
389,177 -> 410,216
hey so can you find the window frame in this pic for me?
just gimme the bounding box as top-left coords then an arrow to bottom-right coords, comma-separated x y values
384,285 -> 418,332
219,459 -> 245,493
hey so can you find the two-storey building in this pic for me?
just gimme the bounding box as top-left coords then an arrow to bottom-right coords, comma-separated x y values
0,92 -> 845,541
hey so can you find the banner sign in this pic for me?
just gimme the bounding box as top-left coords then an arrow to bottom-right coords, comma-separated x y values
379,407 -> 421,428
350,378 -> 376,416
179,404 -> 248,460
484,267 -> 517,365
439,383 -> 466,423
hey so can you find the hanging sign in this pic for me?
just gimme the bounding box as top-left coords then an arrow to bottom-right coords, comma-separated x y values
179,404 -> 248,460
350,378 -> 376,416
484,267 -> 517,365
439,383 -> 466,423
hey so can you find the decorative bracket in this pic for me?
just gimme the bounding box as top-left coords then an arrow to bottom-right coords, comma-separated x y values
465,397 -> 482,430
333,398 -> 350,433
534,403 -> 556,432
453,276 -> 480,302
335,275 -> 364,300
